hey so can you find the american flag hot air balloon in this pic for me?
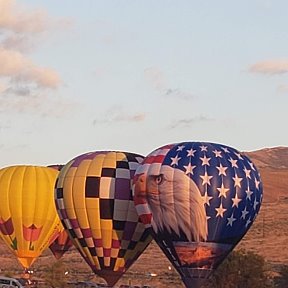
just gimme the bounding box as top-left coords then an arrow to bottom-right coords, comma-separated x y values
133,142 -> 263,288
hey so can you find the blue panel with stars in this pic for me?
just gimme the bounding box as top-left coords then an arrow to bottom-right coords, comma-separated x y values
162,142 -> 263,244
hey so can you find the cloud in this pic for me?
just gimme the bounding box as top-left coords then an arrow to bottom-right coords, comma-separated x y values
0,91 -> 78,117
277,84 -> 288,93
0,0 -> 70,89
113,113 -> 146,122
169,115 -> 213,129
4,86 -> 31,97
0,1 -> 72,53
0,1 -> 74,116
164,88 -> 194,100
0,82 -> 7,93
249,60 -> 288,75
93,107 -> 146,125
0,0 -> 55,34
144,67 -> 167,91
0,1 -> 62,96
144,67 -> 194,100
0,123 -> 11,130
0,48 -> 61,89
2,34 -> 34,52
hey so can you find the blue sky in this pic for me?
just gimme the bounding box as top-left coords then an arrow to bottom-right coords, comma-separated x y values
0,0 -> 288,167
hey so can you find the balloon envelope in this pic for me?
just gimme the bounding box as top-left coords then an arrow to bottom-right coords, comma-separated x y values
47,164 -> 64,171
55,151 -> 152,286
49,229 -> 73,259
133,142 -> 263,287
48,164 -> 73,259
0,166 -> 62,268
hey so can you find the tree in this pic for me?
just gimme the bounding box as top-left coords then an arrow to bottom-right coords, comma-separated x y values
275,265 -> 288,287
205,249 -> 274,288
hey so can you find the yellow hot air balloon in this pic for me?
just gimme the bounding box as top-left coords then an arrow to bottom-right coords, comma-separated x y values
55,151 -> 152,287
0,165 -> 63,268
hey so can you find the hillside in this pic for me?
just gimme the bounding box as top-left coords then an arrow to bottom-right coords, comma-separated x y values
245,147 -> 288,203
245,147 -> 288,169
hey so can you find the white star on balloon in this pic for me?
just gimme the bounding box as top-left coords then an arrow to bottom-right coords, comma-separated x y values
245,217 -> 252,228
243,167 -> 251,179
255,179 -> 260,189
187,148 -> 196,157
184,163 -> 196,175
216,163 -> 228,176
229,158 -> 238,168
200,155 -> 211,166
170,155 -> 181,166
235,152 -> 244,160
200,145 -> 208,151
248,161 -> 256,171
253,198 -> 259,210
213,150 -> 222,157
177,145 -> 185,151
202,191 -> 213,206
217,183 -> 229,198
232,192 -> 242,208
241,207 -> 249,220
245,189 -> 253,200
233,174 -> 243,188
215,203 -> 227,218
221,147 -> 230,153
200,171 -> 213,186
227,213 -> 237,226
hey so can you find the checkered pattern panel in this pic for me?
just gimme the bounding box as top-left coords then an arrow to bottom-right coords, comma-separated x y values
99,199 -> 114,219
54,151 -> 153,278
85,177 -> 100,198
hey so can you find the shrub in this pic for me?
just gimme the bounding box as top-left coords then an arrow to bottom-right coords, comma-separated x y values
275,265 -> 288,287
205,249 -> 274,288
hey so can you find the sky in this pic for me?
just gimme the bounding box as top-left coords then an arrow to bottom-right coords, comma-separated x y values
0,0 -> 288,167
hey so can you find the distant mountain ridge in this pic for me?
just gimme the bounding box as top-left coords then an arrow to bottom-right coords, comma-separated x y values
245,146 -> 288,169
244,146 -> 288,203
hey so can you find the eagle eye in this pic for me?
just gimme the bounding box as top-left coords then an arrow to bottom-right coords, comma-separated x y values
154,174 -> 164,185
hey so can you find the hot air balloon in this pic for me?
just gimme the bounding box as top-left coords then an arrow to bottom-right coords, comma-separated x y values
55,151 -> 152,287
49,229 -> 73,259
47,164 -> 74,259
0,165 -> 63,269
133,142 -> 263,288
47,164 -> 64,171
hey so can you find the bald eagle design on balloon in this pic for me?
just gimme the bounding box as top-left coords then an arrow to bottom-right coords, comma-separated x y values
136,165 -> 208,242
133,142 -> 263,287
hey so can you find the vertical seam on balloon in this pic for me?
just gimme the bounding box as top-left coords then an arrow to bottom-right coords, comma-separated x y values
96,153 -> 105,266
38,166 -> 47,253
2,167 -> 16,254
20,165 -> 26,259
86,152 -> 103,270
171,145 -> 179,238
108,151 -> 116,269
43,167 -> 58,254
119,152 -> 130,263
187,142 -> 193,242
32,166 -> 38,252
73,157 -> 87,253
70,158 -> 83,260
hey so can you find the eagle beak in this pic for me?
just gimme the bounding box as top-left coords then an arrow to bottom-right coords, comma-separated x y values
134,173 -> 147,198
